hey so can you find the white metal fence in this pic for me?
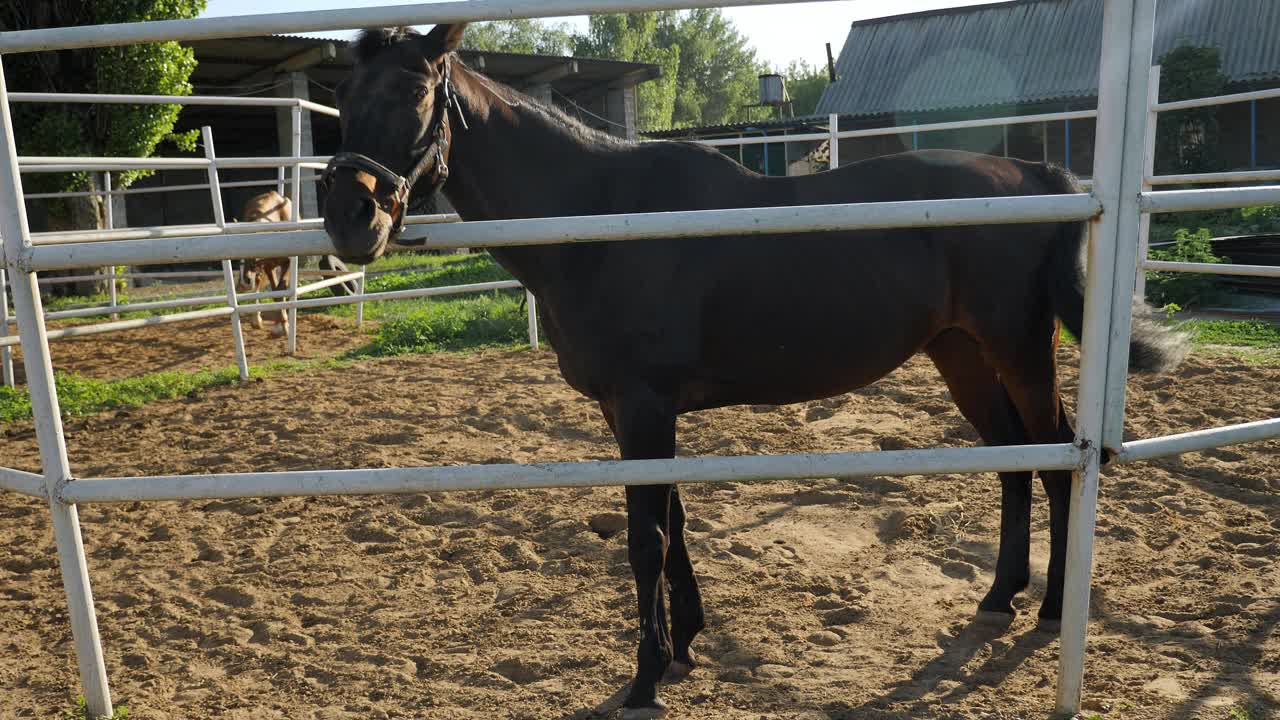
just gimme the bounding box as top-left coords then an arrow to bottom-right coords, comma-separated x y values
0,93 -> 542,387
0,2 -> 1278,719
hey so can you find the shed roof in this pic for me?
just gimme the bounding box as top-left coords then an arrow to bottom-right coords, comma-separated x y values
816,0 -> 1280,118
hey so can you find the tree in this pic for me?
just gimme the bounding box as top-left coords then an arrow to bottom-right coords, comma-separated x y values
654,9 -> 765,128
2,1 -> 204,240
1155,44 -> 1228,175
573,13 -> 680,131
780,60 -> 829,118
463,19 -> 574,56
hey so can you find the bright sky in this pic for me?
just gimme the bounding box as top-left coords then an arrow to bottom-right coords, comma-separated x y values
200,0 -> 1004,70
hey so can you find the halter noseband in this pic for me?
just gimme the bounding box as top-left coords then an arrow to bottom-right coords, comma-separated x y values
322,57 -> 466,236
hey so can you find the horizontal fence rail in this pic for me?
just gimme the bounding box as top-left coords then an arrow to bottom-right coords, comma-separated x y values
693,109 -> 1101,148
0,307 -> 235,348
59,443 -> 1083,504
0,466 -> 45,498
1140,186 -> 1280,214
1143,259 -> 1280,278
0,0 -> 825,53
18,194 -> 1103,272
1117,418 -> 1280,464
1153,86 -> 1280,112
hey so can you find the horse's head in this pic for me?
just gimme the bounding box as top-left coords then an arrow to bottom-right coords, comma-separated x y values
237,257 -> 288,294
322,23 -> 468,264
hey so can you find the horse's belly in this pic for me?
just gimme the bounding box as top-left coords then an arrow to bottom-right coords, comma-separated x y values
680,329 -> 929,411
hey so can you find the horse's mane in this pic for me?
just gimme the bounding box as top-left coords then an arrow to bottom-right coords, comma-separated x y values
352,27 -> 632,149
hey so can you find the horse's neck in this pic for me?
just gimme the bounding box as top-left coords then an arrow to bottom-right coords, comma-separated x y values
442,71 -> 617,290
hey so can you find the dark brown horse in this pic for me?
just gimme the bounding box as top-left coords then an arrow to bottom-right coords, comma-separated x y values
321,24 -> 1186,718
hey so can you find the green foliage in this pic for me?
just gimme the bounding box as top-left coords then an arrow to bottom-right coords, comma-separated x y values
1150,204 -> 1280,246
2,0 -> 206,197
1146,227 -> 1229,308
780,60 -> 829,117
654,9 -> 765,128
58,697 -> 129,720
463,19 -> 574,55
365,294 -> 529,356
572,10 -> 766,131
573,13 -> 681,131
1183,319 -> 1280,348
453,12 -> 798,131
1155,44 -> 1227,175
0,366 -> 250,423
362,253 -> 512,294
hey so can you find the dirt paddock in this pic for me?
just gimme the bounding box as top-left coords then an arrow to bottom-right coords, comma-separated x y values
0,324 -> 1277,719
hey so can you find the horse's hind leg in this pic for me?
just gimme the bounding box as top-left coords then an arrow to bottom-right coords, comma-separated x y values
665,486 -> 705,676
978,321 -> 1076,627
926,329 -> 1034,620
1035,405 -> 1076,626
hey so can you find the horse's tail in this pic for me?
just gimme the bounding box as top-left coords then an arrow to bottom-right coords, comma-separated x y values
1038,164 -> 1189,374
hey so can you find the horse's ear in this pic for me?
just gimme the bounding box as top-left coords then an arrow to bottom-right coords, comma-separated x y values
422,23 -> 468,59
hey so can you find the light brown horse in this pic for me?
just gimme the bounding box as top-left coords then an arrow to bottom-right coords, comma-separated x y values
236,191 -> 292,337
320,24 -> 1188,718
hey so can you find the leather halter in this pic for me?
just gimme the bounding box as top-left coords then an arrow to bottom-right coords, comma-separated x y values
322,56 -> 466,236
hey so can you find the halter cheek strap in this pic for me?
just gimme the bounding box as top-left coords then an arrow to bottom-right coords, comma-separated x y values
322,57 -> 463,236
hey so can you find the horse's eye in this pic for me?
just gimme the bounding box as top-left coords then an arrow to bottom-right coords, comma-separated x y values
413,87 -> 429,103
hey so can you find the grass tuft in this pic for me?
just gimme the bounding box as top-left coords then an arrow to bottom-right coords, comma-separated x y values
58,697 -> 129,720
0,361 -> 316,423
360,293 -> 529,356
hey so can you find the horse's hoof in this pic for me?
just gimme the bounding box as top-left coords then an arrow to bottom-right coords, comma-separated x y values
621,699 -> 667,720
663,661 -> 694,683
1036,617 -> 1062,634
974,610 -> 1016,629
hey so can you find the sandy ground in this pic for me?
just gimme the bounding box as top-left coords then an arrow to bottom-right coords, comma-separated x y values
1,336 -> 1278,719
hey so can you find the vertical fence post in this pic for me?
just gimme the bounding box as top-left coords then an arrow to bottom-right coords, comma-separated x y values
1055,0 -> 1155,715
288,103 -> 303,355
222,260 -> 250,381
276,165 -> 286,199
0,55 -> 114,719
203,126 -> 249,381
286,256 -> 299,355
1100,1 -> 1158,452
1134,65 -> 1161,303
103,171 -> 119,321
1,267 -> 13,388
525,289 -> 539,350
356,265 -> 366,329
827,113 -> 839,170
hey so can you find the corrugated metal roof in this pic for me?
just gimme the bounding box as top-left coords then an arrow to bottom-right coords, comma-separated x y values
817,0 -> 1280,118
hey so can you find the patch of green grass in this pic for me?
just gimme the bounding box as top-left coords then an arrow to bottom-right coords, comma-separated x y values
360,253 -> 512,295
362,250 -> 477,274
358,292 -> 529,356
1181,319 -> 1280,347
0,360 -> 317,423
324,252 -> 532,357
58,697 -> 129,719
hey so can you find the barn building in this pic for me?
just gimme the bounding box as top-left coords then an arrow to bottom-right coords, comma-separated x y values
649,0 -> 1280,178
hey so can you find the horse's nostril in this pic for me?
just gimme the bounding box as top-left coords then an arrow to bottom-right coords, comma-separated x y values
350,194 -> 376,226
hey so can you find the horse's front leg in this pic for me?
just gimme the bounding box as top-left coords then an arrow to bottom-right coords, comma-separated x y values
611,387 -> 678,719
